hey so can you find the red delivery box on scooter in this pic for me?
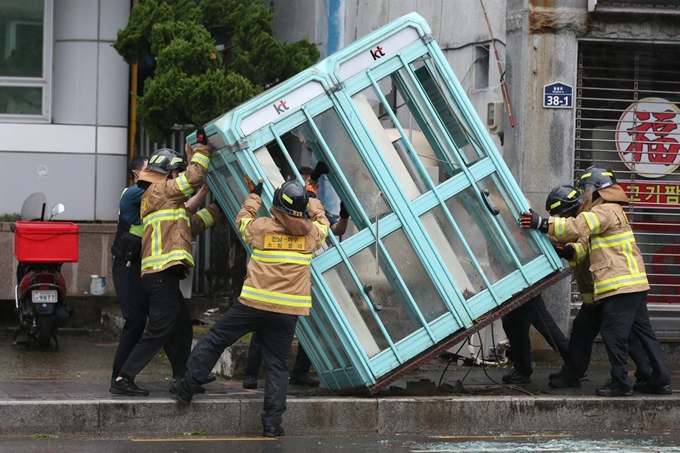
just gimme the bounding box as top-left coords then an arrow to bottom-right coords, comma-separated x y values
14,222 -> 79,263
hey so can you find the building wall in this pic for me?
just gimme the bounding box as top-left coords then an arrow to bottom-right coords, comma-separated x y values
269,0 -> 330,56
0,0 -> 130,222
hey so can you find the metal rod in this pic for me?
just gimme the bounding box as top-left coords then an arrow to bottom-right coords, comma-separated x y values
479,0 -> 515,127
375,192 -> 380,276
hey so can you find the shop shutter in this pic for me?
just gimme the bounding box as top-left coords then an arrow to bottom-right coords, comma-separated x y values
575,41 -> 680,306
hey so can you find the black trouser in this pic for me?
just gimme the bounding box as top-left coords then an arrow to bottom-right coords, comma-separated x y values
502,294 -> 569,376
600,291 -> 670,390
559,302 -> 652,383
119,266 -> 193,380
245,333 -> 312,379
184,302 -> 298,429
111,256 -> 148,379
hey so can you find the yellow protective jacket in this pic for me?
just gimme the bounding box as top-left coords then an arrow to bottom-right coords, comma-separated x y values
569,237 -> 596,305
549,198 -> 648,301
139,144 -> 221,276
236,194 -> 329,316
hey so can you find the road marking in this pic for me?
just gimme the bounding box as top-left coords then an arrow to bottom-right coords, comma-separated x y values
132,437 -> 277,442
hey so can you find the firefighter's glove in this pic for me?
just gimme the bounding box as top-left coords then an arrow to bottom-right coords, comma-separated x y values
250,179 -> 264,197
554,244 -> 574,260
310,162 -> 329,182
519,211 -> 548,233
196,127 -> 208,145
340,202 -> 350,219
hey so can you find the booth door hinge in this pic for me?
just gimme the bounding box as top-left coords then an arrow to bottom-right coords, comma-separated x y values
229,141 -> 249,153
421,34 -> 434,44
328,82 -> 345,94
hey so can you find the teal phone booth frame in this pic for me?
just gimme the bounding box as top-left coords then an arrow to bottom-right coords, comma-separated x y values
190,13 -> 564,392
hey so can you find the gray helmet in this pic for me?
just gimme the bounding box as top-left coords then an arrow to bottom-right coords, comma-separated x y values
272,180 -> 308,218
546,185 -> 583,217
577,166 -> 617,191
146,148 -> 187,175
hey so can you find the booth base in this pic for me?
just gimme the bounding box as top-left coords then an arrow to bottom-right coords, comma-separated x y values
345,268 -> 572,396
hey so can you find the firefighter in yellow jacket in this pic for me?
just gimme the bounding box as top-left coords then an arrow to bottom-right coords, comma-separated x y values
544,185 -> 652,391
520,167 -> 670,396
172,179 -> 329,438
111,140 -> 221,396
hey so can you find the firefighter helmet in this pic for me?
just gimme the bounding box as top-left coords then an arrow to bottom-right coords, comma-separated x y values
272,180 -> 308,218
546,184 -> 583,217
577,166 -> 617,191
146,148 -> 187,175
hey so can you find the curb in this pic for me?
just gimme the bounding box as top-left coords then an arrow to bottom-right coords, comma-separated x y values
1,395 -> 678,437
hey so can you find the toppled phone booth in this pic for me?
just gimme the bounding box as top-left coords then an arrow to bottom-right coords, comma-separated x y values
190,13 -> 566,393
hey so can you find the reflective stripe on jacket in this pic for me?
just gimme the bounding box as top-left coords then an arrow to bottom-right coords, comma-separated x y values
236,194 -> 329,316
549,199 -> 649,301
140,145 -> 221,276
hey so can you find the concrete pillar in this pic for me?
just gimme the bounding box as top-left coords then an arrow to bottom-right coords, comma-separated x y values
505,0 -> 589,341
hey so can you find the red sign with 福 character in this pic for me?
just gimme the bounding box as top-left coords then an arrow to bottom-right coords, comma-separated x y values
619,180 -> 680,209
616,97 -> 680,179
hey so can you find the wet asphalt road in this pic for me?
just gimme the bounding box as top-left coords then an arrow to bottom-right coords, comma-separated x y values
2,433 -> 680,453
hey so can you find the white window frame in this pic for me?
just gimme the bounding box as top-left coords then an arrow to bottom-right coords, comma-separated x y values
0,0 -> 53,122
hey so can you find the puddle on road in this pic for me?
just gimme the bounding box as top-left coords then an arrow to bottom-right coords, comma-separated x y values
413,436 -> 680,452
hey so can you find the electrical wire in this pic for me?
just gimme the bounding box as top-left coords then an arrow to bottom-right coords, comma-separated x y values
437,324 -> 534,396
438,339 -> 469,387
535,303 -> 562,355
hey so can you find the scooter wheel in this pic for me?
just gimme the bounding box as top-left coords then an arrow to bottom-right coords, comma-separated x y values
37,314 -> 54,350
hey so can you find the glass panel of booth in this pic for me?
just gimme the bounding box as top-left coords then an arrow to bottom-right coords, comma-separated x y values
352,71 -> 463,192
299,305 -> 342,371
362,56 -> 487,183
209,154 -> 249,219
409,57 -> 486,167
418,205 -> 488,298
321,262 -> 389,358
441,184 -> 518,284
348,242 -> 423,345
304,108 -> 393,228
301,299 -> 354,374
351,82 -> 429,200
476,174 -> 544,266
381,228 -> 449,323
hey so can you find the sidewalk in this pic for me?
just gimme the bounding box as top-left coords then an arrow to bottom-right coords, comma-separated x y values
0,336 -> 678,437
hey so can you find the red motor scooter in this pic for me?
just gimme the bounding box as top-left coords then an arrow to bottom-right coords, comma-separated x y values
11,193 -> 79,350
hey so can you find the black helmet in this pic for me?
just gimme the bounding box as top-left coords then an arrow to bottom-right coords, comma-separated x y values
546,185 -> 583,217
146,148 -> 187,175
577,166 -> 617,191
272,180 -> 308,218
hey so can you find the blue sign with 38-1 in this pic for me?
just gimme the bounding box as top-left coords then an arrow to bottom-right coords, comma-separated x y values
543,82 -> 573,109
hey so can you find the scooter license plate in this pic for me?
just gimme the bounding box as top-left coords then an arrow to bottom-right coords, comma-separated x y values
32,290 -> 58,303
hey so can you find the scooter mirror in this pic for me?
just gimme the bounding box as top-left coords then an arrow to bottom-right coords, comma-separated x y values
50,203 -> 65,218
